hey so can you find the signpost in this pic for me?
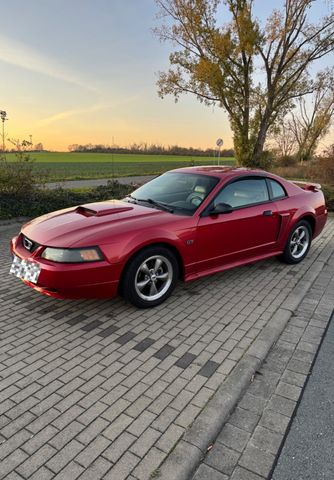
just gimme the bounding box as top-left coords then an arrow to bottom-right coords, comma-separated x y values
216,138 -> 224,165
0,110 -> 7,153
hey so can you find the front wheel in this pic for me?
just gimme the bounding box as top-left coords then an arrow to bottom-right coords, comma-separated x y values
121,246 -> 179,308
279,220 -> 312,264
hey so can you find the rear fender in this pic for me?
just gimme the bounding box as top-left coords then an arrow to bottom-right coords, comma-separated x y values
280,208 -> 316,247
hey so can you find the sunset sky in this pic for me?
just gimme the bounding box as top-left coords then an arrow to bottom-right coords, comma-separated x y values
0,0 -> 332,151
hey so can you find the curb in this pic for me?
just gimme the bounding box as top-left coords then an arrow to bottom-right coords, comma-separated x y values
45,174 -> 155,190
157,255 -> 328,480
0,218 -> 30,231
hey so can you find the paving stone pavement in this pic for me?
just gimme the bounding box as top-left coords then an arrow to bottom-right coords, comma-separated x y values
191,223 -> 334,480
0,218 -> 333,480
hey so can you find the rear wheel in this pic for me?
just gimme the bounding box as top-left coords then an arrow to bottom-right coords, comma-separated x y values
121,246 -> 179,308
279,220 -> 312,264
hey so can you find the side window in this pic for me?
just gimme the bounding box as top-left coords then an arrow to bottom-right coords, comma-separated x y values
269,179 -> 286,199
214,178 -> 269,208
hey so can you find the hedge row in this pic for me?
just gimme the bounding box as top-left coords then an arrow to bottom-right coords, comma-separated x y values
322,185 -> 334,212
0,181 -> 134,220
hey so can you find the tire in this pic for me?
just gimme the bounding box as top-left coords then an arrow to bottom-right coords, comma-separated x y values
120,246 -> 179,308
279,220 -> 312,264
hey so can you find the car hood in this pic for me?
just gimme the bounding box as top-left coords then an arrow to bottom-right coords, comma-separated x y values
22,200 -> 170,248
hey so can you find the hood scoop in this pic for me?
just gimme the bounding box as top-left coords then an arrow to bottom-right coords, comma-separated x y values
75,203 -> 133,217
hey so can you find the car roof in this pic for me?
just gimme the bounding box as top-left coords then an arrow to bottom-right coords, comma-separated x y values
168,165 -> 305,196
170,165 -> 267,180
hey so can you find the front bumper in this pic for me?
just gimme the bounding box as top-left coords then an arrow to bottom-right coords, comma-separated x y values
10,235 -> 122,299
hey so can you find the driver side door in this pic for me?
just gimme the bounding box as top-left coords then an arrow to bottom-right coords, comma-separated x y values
194,177 -> 281,272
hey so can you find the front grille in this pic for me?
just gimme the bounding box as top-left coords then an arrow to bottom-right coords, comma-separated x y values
22,235 -> 40,253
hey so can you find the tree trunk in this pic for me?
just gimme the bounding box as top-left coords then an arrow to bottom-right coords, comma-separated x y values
251,109 -> 272,167
233,130 -> 252,166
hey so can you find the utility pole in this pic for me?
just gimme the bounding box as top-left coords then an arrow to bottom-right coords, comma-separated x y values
0,110 -> 8,153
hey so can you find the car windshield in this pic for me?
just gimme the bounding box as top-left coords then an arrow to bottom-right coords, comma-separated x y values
126,172 -> 219,215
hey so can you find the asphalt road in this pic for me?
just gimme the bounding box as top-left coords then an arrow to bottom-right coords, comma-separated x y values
272,310 -> 334,480
45,175 -> 156,189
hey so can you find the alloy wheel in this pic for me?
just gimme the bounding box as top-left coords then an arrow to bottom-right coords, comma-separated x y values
134,255 -> 173,301
289,226 -> 310,259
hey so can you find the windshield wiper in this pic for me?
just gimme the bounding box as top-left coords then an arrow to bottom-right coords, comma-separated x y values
128,196 -> 174,213
126,194 -> 138,203
146,198 -> 174,213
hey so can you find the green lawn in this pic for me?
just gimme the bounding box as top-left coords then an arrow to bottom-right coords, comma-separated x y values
5,152 -> 235,181
5,151 -> 234,164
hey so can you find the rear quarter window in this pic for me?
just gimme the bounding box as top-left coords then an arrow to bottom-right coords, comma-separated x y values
269,179 -> 286,199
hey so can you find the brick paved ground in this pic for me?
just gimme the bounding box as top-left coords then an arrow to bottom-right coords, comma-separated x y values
191,225 -> 334,480
0,218 -> 333,480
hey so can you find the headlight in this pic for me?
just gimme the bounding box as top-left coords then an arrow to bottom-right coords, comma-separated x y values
41,247 -> 103,263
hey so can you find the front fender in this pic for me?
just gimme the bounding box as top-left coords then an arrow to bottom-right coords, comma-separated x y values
120,228 -> 186,262
100,226 -> 195,272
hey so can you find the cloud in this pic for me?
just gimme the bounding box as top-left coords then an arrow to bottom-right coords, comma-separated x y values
37,94 -> 140,127
37,104 -> 108,127
0,34 -> 95,91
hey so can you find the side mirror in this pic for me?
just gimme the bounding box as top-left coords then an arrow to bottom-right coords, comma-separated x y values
209,202 -> 233,215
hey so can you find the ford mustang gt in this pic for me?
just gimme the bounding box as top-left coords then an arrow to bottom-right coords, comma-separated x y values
10,166 -> 327,307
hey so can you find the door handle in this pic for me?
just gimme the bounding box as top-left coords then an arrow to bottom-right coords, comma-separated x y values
263,210 -> 273,216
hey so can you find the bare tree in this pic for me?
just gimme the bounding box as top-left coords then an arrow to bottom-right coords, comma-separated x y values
289,70 -> 334,162
34,143 -> 44,152
272,69 -> 334,162
271,123 -> 297,160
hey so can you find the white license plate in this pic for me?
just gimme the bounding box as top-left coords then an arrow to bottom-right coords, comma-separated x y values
9,254 -> 41,284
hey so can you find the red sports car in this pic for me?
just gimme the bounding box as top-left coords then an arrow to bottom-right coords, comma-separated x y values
10,166 -> 327,308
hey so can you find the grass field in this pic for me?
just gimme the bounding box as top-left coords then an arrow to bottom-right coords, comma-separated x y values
5,152 -> 235,182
